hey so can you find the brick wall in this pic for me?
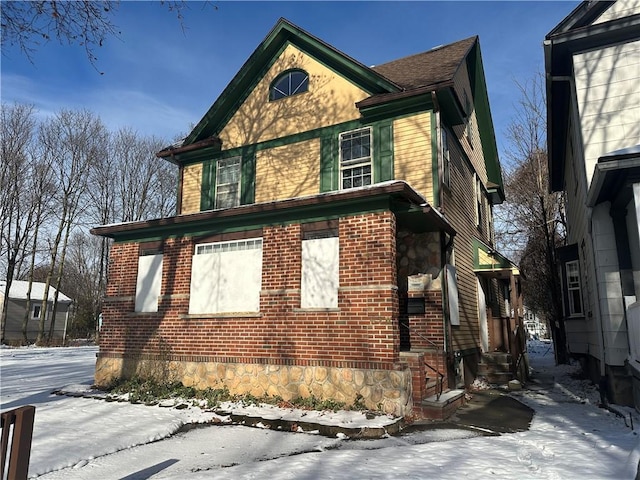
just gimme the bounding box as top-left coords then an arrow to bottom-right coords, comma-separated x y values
97,211 -> 402,381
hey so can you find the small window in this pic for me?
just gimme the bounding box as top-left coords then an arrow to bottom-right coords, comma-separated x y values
215,157 -> 241,209
270,70 -> 309,101
32,305 -> 41,319
442,127 -> 451,187
340,127 -> 372,190
566,260 -> 583,316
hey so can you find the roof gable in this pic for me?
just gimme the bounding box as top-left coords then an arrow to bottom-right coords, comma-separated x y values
185,18 -> 400,146
0,281 -> 72,303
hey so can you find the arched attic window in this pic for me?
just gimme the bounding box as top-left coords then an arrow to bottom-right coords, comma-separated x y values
269,69 -> 309,101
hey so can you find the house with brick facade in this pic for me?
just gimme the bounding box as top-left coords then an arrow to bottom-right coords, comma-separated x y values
91,18 -> 521,417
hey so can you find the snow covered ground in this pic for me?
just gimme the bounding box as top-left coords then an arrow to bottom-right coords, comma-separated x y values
1,341 -> 638,479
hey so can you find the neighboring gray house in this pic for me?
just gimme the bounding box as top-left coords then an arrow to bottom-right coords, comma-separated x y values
0,281 -> 73,343
545,0 -> 640,408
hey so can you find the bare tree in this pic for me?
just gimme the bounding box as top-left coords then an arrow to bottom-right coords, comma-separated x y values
494,74 -> 568,364
1,1 -> 213,70
0,103 -> 42,342
36,109 -> 106,343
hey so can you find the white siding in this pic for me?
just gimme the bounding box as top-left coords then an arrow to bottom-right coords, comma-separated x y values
594,0 -> 640,24
592,204 -> 629,365
573,39 -> 640,185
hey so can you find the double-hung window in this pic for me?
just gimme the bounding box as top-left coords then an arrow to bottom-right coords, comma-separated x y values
565,260 -> 583,316
32,305 -> 41,319
340,127 -> 372,190
215,157 -> 241,209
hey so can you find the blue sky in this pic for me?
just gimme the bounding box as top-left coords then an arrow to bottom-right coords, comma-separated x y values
1,1 -> 579,164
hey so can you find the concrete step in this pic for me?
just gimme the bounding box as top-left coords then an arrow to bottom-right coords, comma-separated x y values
481,372 -> 514,385
478,363 -> 512,375
481,352 -> 512,364
413,389 -> 466,420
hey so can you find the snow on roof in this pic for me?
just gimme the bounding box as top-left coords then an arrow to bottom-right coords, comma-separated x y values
0,280 -> 73,303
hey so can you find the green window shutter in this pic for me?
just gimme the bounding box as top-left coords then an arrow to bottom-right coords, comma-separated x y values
241,146 -> 256,205
320,135 -> 338,192
374,121 -> 394,182
200,160 -> 215,211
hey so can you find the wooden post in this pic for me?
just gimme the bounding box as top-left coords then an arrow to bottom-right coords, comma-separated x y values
1,405 -> 36,480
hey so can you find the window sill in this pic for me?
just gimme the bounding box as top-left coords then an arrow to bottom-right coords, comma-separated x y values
181,312 -> 262,319
293,308 -> 340,313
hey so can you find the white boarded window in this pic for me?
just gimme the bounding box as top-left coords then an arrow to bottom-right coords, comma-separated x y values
189,238 -> 262,314
301,232 -> 339,309
445,264 -> 460,326
135,254 -> 163,312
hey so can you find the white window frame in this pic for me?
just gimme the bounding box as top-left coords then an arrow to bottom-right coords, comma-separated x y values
339,127 -> 372,190
270,70 -> 309,101
32,304 -> 41,319
215,156 -> 241,209
565,260 -> 583,316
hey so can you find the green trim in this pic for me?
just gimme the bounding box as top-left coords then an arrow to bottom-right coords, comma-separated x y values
111,195 -> 395,244
240,146 -> 256,205
374,120 -> 394,182
320,134 -> 338,192
201,148 -> 257,211
430,110 -> 439,208
185,19 -> 400,145
467,43 -> 504,202
358,94 -> 434,121
200,159 -> 214,212
173,118 -> 365,166
473,238 -> 517,270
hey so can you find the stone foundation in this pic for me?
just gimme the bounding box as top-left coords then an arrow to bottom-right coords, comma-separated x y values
95,356 -> 414,416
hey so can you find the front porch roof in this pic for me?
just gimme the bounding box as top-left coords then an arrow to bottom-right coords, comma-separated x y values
473,238 -> 520,279
91,181 -> 456,242
587,145 -> 640,208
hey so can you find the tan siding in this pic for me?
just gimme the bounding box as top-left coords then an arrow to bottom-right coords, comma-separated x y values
393,113 -> 433,203
181,163 -> 203,214
220,44 -> 369,149
255,138 -> 320,203
442,137 -> 493,352
452,61 -> 488,186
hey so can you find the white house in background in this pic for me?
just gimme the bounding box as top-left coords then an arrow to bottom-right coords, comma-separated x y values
545,0 -> 640,408
523,308 -> 549,340
0,280 -> 73,343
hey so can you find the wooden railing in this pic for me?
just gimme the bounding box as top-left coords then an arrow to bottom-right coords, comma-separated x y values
1,406 -> 35,480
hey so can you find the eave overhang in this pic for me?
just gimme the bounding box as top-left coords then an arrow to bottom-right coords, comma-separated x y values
586,147 -> 640,207
473,238 -> 520,279
91,181 -> 456,242
157,136 -> 222,164
545,11 -> 640,192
